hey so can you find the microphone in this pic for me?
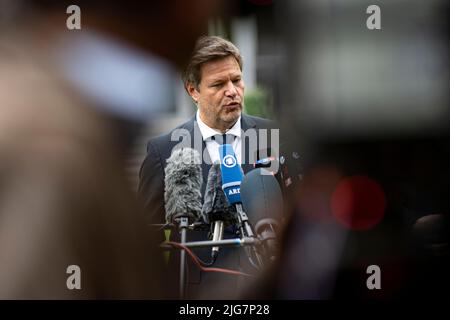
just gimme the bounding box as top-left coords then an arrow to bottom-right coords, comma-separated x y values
219,144 -> 244,205
219,144 -> 264,268
278,149 -> 303,191
241,168 -> 284,263
164,147 -> 203,225
202,163 -> 237,259
164,147 -> 202,299
254,146 -> 302,194
218,143 -> 260,232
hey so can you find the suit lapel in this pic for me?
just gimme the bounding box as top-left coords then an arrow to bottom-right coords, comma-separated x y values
240,115 -> 257,174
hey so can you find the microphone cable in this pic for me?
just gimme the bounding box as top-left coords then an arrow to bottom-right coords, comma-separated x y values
165,241 -> 255,278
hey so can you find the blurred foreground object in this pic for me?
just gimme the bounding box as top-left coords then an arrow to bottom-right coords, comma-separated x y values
244,0 -> 449,299
0,0 -> 219,298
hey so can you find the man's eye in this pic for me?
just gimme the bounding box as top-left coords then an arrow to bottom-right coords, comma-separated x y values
232,79 -> 241,83
211,83 -> 222,88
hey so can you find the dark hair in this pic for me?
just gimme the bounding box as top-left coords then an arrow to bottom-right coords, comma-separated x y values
182,36 -> 243,90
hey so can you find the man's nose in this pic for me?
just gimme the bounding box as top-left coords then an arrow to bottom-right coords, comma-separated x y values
224,81 -> 237,97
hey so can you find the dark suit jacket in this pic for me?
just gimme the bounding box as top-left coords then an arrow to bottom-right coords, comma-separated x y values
138,113 -> 276,298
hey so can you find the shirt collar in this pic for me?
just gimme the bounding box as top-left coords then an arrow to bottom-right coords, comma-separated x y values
196,110 -> 241,141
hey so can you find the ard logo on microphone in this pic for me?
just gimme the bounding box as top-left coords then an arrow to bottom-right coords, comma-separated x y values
228,188 -> 240,196
223,155 -> 237,168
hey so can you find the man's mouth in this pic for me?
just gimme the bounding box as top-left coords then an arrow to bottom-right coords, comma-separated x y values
224,102 -> 241,109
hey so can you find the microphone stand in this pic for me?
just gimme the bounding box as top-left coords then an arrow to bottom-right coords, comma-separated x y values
211,220 -> 224,259
178,216 -> 189,299
161,237 -> 261,250
235,204 -> 264,268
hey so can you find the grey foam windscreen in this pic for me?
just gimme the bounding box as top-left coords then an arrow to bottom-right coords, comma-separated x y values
164,147 -> 202,224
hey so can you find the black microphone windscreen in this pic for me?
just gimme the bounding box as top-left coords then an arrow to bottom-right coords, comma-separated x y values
164,148 -> 202,224
241,168 -> 284,224
202,163 -> 221,218
242,168 -> 284,263
202,163 -> 236,225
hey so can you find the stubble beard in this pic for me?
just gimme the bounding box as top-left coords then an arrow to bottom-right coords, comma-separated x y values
218,105 -> 242,131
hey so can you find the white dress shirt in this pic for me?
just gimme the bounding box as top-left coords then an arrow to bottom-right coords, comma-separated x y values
196,110 -> 242,165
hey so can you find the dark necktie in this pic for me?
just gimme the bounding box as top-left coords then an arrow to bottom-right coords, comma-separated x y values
212,133 -> 234,145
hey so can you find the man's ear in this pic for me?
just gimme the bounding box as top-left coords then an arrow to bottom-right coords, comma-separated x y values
186,82 -> 200,104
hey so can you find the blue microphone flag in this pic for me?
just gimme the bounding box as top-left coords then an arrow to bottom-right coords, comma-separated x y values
219,144 -> 243,205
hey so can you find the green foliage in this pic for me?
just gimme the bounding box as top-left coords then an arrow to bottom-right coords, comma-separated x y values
244,87 -> 273,119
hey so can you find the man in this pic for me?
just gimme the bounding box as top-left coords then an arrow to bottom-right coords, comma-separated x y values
138,36 -> 278,299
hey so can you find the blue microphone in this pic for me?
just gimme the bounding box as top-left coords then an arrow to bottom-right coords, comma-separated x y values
219,144 -> 264,268
219,144 -> 243,205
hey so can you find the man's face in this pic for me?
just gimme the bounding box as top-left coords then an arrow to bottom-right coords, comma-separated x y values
188,56 -> 244,131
